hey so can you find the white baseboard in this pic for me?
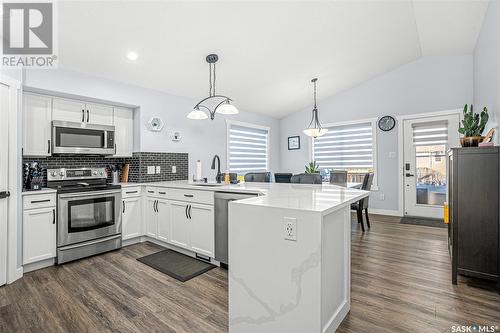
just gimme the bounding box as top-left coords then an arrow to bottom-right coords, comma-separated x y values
369,208 -> 402,217
23,258 -> 55,273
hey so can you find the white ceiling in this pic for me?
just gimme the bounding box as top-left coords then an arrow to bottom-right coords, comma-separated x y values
57,1 -> 489,119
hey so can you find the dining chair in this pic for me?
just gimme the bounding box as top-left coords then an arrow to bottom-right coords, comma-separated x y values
244,172 -> 271,183
330,170 -> 348,186
274,173 -> 293,183
290,173 -> 322,184
351,172 -> 374,232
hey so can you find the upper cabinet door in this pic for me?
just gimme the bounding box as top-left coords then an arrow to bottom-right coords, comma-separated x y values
86,103 -> 113,126
23,93 -> 52,156
52,98 -> 86,123
113,107 -> 134,157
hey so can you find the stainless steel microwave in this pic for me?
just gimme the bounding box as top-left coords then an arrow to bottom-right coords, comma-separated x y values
52,121 -> 115,155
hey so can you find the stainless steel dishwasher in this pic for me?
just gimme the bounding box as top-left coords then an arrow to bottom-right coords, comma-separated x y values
214,191 -> 258,267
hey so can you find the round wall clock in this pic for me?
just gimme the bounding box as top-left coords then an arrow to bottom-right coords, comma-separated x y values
378,116 -> 396,131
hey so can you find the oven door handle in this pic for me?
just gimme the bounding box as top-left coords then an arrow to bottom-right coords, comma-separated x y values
58,190 -> 121,199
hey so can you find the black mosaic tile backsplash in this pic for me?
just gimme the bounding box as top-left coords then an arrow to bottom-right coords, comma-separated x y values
22,152 -> 188,188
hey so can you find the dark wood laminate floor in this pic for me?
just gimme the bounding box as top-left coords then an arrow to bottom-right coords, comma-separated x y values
1,214 -> 499,333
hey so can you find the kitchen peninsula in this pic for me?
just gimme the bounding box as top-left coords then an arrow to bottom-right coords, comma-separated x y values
120,180 -> 369,332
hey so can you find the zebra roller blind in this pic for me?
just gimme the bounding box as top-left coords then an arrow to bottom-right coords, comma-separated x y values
313,122 -> 374,172
412,121 -> 448,146
228,123 -> 269,173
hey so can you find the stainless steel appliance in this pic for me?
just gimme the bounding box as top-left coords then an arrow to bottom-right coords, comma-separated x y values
47,167 -> 122,264
52,121 -> 115,155
214,191 -> 258,267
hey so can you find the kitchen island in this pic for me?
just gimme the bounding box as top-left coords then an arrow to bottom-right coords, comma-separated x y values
120,181 -> 368,332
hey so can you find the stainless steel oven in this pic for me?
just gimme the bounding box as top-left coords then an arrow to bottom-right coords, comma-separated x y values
48,167 -> 122,264
58,189 -> 121,247
52,121 -> 115,155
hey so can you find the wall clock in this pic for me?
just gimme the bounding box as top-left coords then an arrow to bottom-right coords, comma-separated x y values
378,116 -> 396,132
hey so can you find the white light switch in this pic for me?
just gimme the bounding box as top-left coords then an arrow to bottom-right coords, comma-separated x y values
171,165 -> 177,173
284,217 -> 297,241
147,166 -> 155,174
156,166 -> 161,174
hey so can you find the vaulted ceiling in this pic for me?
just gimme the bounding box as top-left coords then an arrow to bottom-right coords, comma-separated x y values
57,1 -> 489,118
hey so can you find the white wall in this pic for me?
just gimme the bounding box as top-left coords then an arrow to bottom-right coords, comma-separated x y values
23,69 -> 281,179
474,1 -> 500,143
280,56 -> 473,212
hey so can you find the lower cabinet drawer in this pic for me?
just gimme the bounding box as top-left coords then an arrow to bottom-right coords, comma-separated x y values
23,193 -> 56,210
167,188 -> 214,205
122,186 -> 142,198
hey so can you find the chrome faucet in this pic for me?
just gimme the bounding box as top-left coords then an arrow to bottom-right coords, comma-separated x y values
211,155 -> 223,183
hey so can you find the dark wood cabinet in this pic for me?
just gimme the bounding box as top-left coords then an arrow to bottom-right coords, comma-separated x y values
448,147 -> 499,292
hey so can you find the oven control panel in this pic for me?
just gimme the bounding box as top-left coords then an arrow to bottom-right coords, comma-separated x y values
47,168 -> 107,181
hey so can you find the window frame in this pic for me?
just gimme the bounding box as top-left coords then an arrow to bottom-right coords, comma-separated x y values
226,119 -> 271,173
310,118 -> 378,190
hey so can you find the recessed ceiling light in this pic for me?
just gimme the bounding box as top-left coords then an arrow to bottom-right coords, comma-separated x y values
127,51 -> 138,61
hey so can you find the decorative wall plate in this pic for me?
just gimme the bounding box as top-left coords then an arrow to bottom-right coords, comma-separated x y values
171,131 -> 182,142
147,117 -> 164,132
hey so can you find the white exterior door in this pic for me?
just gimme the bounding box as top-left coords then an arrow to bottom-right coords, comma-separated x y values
0,83 -> 9,286
403,114 -> 460,218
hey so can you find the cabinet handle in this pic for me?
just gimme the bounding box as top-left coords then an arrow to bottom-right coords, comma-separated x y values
122,200 -> 125,213
159,191 -> 166,195
188,205 -> 192,219
184,194 -> 194,198
125,191 -> 138,194
47,140 -> 51,154
87,110 -> 90,122
185,205 -> 189,219
114,144 -> 117,155
153,200 -> 156,213
82,109 -> 85,122
52,209 -> 55,224
31,199 -> 50,204
148,190 -> 154,193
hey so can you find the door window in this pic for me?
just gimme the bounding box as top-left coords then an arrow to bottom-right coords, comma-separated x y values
55,127 -> 104,148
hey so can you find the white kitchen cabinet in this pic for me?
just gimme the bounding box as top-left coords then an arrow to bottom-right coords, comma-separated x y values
23,93 -> 52,157
122,196 -> 142,240
52,98 -> 86,123
86,103 -> 113,126
189,203 -> 214,257
156,199 -> 170,243
113,107 -> 134,157
53,98 -> 113,126
144,198 -> 158,238
23,193 -> 57,265
169,200 -> 191,249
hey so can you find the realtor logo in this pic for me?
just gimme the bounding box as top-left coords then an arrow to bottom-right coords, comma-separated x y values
2,2 -> 57,68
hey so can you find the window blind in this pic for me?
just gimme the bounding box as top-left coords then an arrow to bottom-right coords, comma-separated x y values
228,123 -> 269,173
412,121 -> 448,146
313,122 -> 373,170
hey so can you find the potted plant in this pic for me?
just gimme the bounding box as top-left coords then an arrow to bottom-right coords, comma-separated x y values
458,104 -> 489,147
305,161 -> 320,173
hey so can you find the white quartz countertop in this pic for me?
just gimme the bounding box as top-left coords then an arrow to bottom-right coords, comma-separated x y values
118,180 -> 369,214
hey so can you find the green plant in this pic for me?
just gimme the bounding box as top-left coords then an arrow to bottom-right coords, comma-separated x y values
458,104 -> 489,137
305,161 -> 320,173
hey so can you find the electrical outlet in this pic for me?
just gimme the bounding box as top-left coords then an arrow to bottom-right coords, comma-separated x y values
379,193 -> 385,201
156,166 -> 161,174
171,165 -> 177,173
147,166 -> 155,174
284,217 -> 297,241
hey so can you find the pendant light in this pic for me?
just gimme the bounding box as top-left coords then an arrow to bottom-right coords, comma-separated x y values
187,54 -> 239,120
303,78 -> 328,138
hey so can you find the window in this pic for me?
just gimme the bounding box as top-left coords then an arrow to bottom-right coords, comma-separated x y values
312,120 -> 377,187
227,121 -> 270,174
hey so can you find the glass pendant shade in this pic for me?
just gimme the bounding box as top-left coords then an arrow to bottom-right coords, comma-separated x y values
303,127 -> 328,138
303,78 -> 327,138
187,109 -> 208,120
216,101 -> 239,115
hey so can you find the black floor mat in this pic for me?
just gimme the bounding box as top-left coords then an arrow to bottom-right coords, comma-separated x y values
137,249 -> 216,282
400,216 -> 446,228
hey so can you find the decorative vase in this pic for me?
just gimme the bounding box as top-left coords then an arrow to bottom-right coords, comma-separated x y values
460,136 -> 483,147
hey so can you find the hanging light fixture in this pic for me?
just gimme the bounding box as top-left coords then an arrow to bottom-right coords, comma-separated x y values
187,54 -> 239,120
303,78 -> 328,138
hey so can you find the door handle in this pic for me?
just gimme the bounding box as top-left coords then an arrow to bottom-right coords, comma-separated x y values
52,209 -> 55,224
188,205 -> 192,219
87,110 -> 90,123
48,140 -> 51,154
0,191 -> 10,199
122,200 -> 125,213
405,173 -> 415,177
184,194 -> 194,198
82,109 -> 85,122
185,205 -> 189,219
